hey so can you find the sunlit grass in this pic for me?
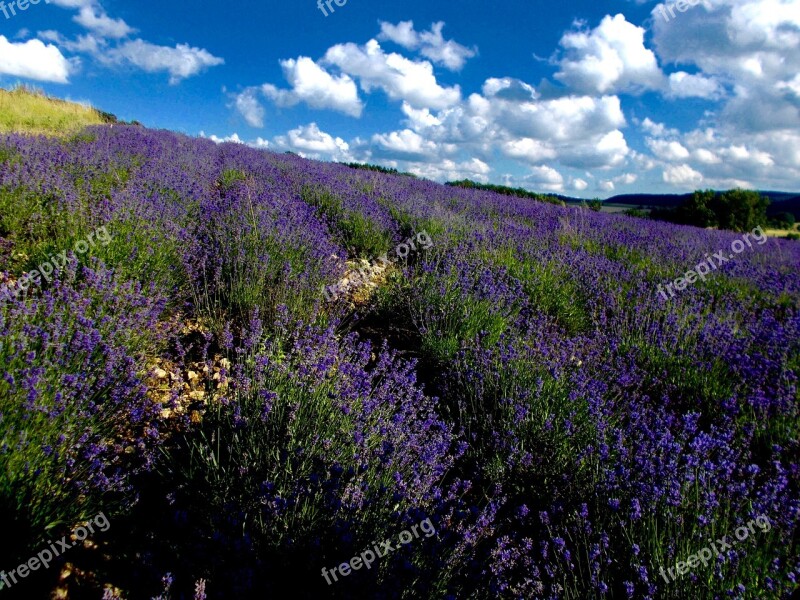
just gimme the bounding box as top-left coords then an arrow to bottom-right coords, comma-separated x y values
0,85 -> 115,136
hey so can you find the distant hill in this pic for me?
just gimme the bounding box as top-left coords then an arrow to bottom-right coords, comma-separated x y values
603,193 -> 693,208
607,191 -> 800,218
441,184 -> 800,218
0,85 -> 117,136
761,193 -> 800,217
435,181 -> 800,227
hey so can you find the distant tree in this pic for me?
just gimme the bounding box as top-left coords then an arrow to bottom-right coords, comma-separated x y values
710,189 -> 769,232
587,199 -> 603,212
447,179 -> 478,189
623,208 -> 649,219
650,189 -> 770,232
771,212 -> 796,229
446,179 -> 566,206
678,190 -> 717,227
98,110 -> 118,124
648,207 -> 675,221
342,162 -> 417,177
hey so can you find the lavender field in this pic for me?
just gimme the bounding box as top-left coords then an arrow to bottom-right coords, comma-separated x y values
0,125 -> 798,599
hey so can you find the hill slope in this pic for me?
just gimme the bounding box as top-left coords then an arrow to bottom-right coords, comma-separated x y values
0,86 -> 116,136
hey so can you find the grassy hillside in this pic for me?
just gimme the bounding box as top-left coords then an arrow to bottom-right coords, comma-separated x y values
0,86 -> 116,136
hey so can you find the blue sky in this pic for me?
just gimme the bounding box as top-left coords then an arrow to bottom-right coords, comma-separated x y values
1,0 -> 798,197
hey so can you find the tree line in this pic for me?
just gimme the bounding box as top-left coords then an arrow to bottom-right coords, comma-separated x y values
648,189 -> 770,233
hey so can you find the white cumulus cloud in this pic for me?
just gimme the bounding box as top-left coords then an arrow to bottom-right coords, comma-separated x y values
261,57 -> 362,117
0,36 -> 71,83
73,5 -> 134,39
273,123 -> 352,160
668,71 -> 724,99
107,40 -> 224,84
663,163 -> 704,186
555,14 -> 664,94
323,39 -> 462,110
378,21 -> 477,70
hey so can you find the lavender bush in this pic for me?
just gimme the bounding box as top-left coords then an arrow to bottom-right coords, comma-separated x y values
0,125 -> 796,599
0,261 -> 171,564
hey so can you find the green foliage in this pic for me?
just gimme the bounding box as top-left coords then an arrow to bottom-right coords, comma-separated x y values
90,166 -> 130,199
713,189 -> 770,231
89,211 -> 188,305
341,162 -> 417,178
218,168 -> 249,192
652,189 -> 771,232
681,190 -> 718,227
0,144 -> 19,165
171,325 -> 439,554
67,131 -> 98,145
338,211 -> 393,257
0,269 -> 165,552
586,199 -> 603,212
446,179 -> 566,206
177,343 -> 356,547
301,184 -> 392,257
420,297 -> 509,363
447,343 -> 595,497
624,208 -> 650,218
302,183 -> 343,217
403,264 -> 521,364
96,110 -> 118,124
0,173 -> 184,305
390,240 -> 591,367
492,248 -> 590,335
629,339 -> 736,418
193,201 -> 323,329
770,212 -> 796,228
0,186 -> 69,271
377,197 -> 449,242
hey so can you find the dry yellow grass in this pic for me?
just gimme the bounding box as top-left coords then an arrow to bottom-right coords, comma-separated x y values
763,224 -> 799,239
0,85 -> 115,136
